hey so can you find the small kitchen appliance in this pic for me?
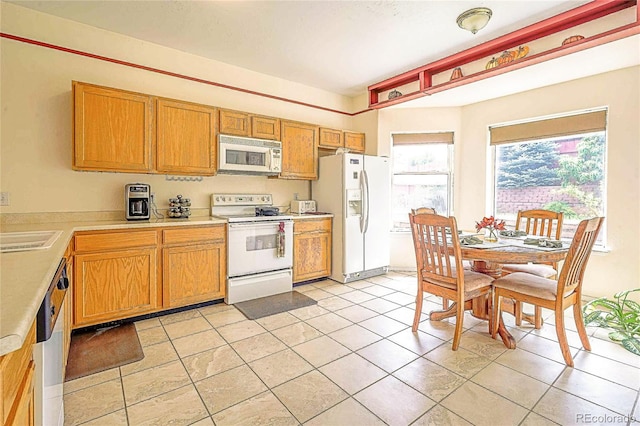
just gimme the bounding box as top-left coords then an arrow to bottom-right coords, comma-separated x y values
291,200 -> 316,214
125,183 -> 150,220
218,134 -> 282,175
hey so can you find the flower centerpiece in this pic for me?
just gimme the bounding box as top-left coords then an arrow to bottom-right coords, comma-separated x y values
475,216 -> 506,242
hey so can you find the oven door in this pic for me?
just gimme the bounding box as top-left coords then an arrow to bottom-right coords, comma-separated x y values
227,221 -> 293,277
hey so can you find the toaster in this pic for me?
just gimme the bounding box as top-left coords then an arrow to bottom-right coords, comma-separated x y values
291,200 -> 316,214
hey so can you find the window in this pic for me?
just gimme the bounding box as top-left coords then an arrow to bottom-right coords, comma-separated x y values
391,133 -> 454,231
490,109 -> 607,244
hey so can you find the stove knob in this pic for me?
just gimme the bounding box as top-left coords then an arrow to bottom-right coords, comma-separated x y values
215,197 -> 220,202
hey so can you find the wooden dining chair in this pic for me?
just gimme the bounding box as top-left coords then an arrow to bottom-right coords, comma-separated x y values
411,207 -> 437,215
491,216 -> 604,366
409,211 -> 494,350
502,209 -> 564,327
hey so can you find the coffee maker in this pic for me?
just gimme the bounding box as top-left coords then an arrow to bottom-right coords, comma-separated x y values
125,183 -> 150,220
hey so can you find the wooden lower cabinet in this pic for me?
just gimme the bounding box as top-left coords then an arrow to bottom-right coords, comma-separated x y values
1,322 -> 36,426
293,218 -> 332,283
74,248 -> 158,327
163,243 -> 226,308
72,225 -> 226,327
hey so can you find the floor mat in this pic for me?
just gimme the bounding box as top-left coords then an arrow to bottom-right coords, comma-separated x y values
234,291 -> 317,320
65,322 -> 144,381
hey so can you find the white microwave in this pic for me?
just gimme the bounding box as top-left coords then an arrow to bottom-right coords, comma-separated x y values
218,134 -> 282,175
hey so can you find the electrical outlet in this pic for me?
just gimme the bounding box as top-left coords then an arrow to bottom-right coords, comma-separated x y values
0,192 -> 9,206
293,193 -> 299,201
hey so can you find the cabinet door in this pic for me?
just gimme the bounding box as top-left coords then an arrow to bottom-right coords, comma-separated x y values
293,219 -> 332,283
251,115 -> 280,140
156,99 -> 217,175
280,120 -> 319,180
74,248 -> 158,327
73,82 -> 153,172
219,109 -> 250,136
163,243 -> 226,308
344,131 -> 366,153
319,128 -> 343,149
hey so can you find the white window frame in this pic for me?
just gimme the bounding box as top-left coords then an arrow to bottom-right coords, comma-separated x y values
391,140 -> 454,232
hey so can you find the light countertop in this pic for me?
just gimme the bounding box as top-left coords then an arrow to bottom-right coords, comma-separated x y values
0,217 -> 226,356
290,213 -> 333,220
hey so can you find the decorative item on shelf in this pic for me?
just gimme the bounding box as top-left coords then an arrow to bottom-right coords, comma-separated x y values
456,7 -> 492,34
475,215 -> 506,242
168,194 -> 191,219
450,67 -> 464,81
562,35 -> 585,46
485,45 -> 529,69
388,89 -> 402,100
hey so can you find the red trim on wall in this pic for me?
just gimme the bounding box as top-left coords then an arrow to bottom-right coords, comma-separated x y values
0,32 -> 373,117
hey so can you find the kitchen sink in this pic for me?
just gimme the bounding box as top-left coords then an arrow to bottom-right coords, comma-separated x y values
0,230 -> 63,253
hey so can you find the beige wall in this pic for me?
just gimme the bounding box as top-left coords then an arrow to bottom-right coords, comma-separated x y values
382,66 -> 640,298
0,3 -> 355,214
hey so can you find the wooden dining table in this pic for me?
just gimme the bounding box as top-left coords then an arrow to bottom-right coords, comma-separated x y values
435,238 -> 570,349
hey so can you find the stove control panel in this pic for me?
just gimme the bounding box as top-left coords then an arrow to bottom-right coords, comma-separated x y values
211,194 -> 273,206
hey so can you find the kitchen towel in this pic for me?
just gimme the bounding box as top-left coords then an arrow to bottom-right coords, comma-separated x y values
234,291 -> 317,320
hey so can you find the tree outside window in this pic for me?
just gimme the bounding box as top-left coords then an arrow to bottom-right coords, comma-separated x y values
494,132 -> 605,241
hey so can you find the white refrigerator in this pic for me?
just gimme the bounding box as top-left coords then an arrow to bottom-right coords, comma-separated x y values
312,153 -> 390,283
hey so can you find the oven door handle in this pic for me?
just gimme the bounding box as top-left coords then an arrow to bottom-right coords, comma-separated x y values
229,221 -> 292,230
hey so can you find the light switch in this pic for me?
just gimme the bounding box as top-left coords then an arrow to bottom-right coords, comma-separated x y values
0,192 -> 9,206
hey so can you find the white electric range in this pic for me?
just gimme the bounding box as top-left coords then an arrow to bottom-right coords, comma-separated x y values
211,194 -> 293,304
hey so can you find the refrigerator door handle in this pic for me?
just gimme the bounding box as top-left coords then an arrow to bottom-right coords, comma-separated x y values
362,169 -> 370,233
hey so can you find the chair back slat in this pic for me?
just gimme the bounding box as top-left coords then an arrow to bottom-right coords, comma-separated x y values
516,209 -> 563,240
556,217 -> 604,298
409,212 -> 462,289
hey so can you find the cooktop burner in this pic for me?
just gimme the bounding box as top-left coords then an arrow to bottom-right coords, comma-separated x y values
210,193 -> 293,223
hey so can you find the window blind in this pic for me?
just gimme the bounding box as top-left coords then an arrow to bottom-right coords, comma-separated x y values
392,132 -> 454,145
489,110 -> 607,145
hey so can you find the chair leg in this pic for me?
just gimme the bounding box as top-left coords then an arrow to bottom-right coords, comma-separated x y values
534,306 -> 543,329
412,287 -> 423,332
491,291 -> 501,338
514,300 -> 522,326
554,309 -> 574,367
442,298 -> 449,310
573,302 -> 592,351
451,299 -> 465,350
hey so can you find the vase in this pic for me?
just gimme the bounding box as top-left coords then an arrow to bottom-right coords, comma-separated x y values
485,228 -> 499,242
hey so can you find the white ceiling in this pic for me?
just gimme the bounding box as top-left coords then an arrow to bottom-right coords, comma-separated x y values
7,0 -> 638,107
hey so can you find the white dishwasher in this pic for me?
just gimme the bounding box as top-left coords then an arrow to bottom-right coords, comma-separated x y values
34,258 -> 68,426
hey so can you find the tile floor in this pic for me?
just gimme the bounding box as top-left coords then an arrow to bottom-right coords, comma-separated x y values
63,271 -> 640,426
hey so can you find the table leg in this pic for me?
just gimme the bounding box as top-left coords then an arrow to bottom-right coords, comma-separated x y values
471,261 -> 503,279
497,315 -> 516,349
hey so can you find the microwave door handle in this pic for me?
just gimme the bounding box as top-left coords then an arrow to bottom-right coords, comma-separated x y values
266,149 -> 272,169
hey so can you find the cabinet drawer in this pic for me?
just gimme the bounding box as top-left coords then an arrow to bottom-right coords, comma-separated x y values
294,218 -> 331,234
162,225 -> 225,245
1,322 -> 35,424
75,230 -> 158,252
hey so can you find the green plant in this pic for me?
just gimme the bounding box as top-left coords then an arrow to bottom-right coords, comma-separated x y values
582,288 -> 640,355
543,201 -> 578,219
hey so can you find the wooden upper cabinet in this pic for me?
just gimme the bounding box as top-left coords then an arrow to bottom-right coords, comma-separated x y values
73,81 -> 153,172
344,131 -> 366,153
251,115 -> 280,140
280,120 -> 319,180
319,128 -> 344,149
219,109 -> 280,140
156,98 -> 217,175
219,109 -> 250,136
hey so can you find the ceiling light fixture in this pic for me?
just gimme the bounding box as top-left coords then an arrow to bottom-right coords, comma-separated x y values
456,7 -> 492,34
